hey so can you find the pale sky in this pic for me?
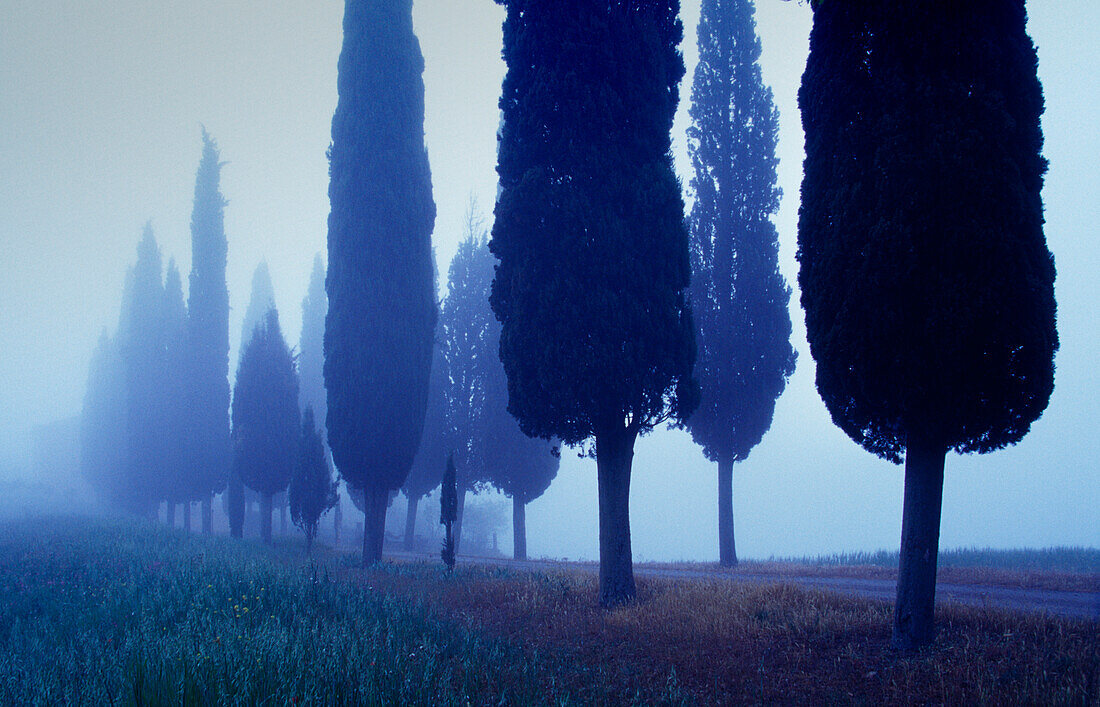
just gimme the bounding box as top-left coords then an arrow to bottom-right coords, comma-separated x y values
0,0 -> 1096,560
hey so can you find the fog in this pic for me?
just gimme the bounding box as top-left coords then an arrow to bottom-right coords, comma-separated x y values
1,1 -> 1096,560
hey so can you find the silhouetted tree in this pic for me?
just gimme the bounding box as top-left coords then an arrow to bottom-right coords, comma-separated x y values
686,0 -> 796,568
80,331 -> 127,509
186,129 -> 231,534
491,0 -> 697,606
326,0 -> 436,565
299,254 -> 327,431
162,259 -> 190,522
290,406 -> 338,555
440,455 -> 457,570
441,213 -> 496,553
232,309 -> 300,545
798,0 -> 1057,650
120,223 -> 166,517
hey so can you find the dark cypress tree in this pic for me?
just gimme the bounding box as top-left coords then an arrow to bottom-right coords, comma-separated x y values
232,309 -> 300,545
289,406 -> 338,555
798,1 -> 1057,650
440,454 -> 457,570
186,129 -> 231,535
491,0 -> 697,606
120,223 -> 166,517
685,0 -> 796,568
440,216 -> 497,554
326,0 -> 437,565
162,259 -> 190,521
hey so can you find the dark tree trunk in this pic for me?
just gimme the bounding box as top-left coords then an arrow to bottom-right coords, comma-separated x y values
361,484 -> 388,566
260,492 -> 273,545
453,486 -> 468,556
596,424 -> 638,607
166,502 -> 176,528
513,496 -> 527,561
717,457 -> 738,567
183,501 -> 192,533
306,529 -> 314,557
404,494 -> 420,551
202,496 -> 213,535
892,431 -> 947,651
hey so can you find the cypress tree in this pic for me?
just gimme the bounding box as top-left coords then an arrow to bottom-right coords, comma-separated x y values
326,0 -> 437,565
162,259 -> 190,520
186,129 -> 231,534
685,0 -> 796,567
232,309 -> 300,545
289,406 -> 338,555
491,0 -> 697,606
80,330 -> 127,510
440,455 -> 457,570
298,254 -> 327,429
798,0 -> 1057,650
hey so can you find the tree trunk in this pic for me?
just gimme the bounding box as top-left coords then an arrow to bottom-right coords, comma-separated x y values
361,484 -> 388,566
166,502 -> 176,528
183,501 -> 192,533
717,457 -> 738,567
202,495 -> 213,535
892,432 -> 947,651
306,530 -> 314,557
513,496 -> 527,561
404,494 -> 420,551
260,492 -> 273,545
453,486 -> 468,556
596,424 -> 638,607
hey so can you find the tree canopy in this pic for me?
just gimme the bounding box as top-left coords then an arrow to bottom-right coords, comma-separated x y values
289,406 -> 338,554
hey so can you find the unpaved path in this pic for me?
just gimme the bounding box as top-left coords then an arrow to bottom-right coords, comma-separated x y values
386,550 -> 1100,620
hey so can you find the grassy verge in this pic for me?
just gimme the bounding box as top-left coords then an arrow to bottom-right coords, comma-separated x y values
3,516 -> 1096,704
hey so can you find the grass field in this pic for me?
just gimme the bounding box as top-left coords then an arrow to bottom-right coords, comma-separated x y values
1,516 -> 1097,704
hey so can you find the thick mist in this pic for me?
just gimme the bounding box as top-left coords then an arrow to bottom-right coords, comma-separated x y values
0,0 -> 1097,560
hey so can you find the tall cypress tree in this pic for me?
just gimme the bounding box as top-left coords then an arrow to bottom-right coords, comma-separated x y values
491,0 -> 697,606
326,0 -> 437,565
186,129 -> 230,534
120,223 -> 166,517
162,259 -> 190,519
232,309 -> 300,545
798,1 -> 1057,650
686,0 -> 796,567
80,330 -> 127,510
298,254 -> 327,429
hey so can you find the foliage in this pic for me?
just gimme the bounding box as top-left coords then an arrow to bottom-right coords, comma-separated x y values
185,128 -> 231,506
80,332 -> 126,508
686,0 -> 795,466
325,0 -> 436,497
403,261 -> 446,505
289,407 -> 338,554
298,254 -> 327,431
161,260 -> 190,507
239,261 -> 276,360
490,0 -> 697,445
796,0 -> 1057,463
232,309 -> 299,501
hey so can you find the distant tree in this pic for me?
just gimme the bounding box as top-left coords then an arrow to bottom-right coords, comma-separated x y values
402,273 -> 446,551
298,254 -> 327,429
797,1 -> 1057,650
326,0 -> 436,565
119,223 -> 166,518
289,406 -> 338,555
80,331 -> 127,509
491,0 -> 697,606
232,309 -> 300,545
685,0 -> 796,567
162,259 -> 190,524
440,455 -> 457,570
186,129 -> 231,535
441,213 -> 497,553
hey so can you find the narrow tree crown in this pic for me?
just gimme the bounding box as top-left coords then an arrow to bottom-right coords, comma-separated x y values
325,0 -> 436,492
686,0 -> 796,465
289,406 -> 338,542
491,0 -> 698,444
797,0 -> 1057,462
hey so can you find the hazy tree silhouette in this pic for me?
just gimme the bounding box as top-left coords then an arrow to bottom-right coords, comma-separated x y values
232,309 -> 300,545
798,0 -> 1057,650
326,0 -> 436,565
491,0 -> 697,606
162,259 -> 190,525
686,0 -> 796,567
185,129 -> 231,535
290,406 -> 338,555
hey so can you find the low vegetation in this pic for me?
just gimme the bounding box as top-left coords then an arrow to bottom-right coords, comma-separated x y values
2,516 -> 1096,704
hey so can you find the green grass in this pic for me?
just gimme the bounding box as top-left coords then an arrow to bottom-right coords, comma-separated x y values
777,546 -> 1100,573
0,515 -> 627,705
